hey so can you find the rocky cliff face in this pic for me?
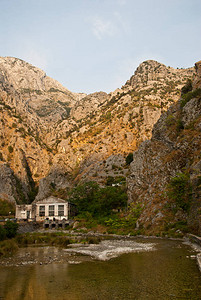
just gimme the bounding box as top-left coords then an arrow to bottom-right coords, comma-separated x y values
127,61 -> 201,235
57,60 -> 194,186
0,56 -> 195,205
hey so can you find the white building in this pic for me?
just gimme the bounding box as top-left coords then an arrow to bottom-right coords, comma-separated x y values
15,196 -> 71,221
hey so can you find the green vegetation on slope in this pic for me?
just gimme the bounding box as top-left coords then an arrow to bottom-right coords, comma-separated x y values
180,88 -> 201,107
0,199 -> 15,216
69,181 -> 127,217
167,172 -> 192,213
68,181 -> 145,235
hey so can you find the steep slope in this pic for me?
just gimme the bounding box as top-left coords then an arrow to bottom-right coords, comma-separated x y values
0,57 -> 109,201
0,57 -> 195,203
0,104 -> 51,202
127,61 -> 201,235
0,57 -> 86,142
65,60 -> 194,183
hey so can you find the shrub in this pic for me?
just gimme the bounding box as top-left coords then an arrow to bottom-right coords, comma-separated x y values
165,114 -> 176,126
0,199 -> 15,216
164,220 -> 188,234
8,145 -> 13,153
0,239 -> 18,257
4,220 -> 18,238
126,153 -> 133,165
104,205 -> 142,232
181,79 -> 192,95
0,225 -> 6,241
176,119 -> 184,132
106,176 -> 126,186
129,203 -> 143,219
35,90 -> 42,95
167,172 -> 192,212
180,88 -> 201,108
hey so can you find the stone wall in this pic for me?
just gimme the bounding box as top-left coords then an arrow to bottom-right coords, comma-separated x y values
17,222 -> 40,234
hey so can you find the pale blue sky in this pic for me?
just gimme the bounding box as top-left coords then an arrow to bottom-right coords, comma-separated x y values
0,0 -> 201,94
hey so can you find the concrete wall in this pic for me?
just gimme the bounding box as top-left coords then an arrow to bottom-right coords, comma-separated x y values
17,222 -> 40,233
15,205 -> 33,220
35,202 -> 68,221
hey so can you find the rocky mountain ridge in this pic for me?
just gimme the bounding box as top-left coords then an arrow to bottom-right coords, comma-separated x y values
0,56 -> 196,211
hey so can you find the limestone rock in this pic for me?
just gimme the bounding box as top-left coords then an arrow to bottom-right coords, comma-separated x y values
0,56 -> 196,209
127,61 -> 201,234
0,162 -> 23,203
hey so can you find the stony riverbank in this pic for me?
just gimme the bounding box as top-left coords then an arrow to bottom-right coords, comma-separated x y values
1,231 -> 201,272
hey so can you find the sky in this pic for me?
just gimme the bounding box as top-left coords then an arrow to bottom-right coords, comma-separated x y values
0,0 -> 201,94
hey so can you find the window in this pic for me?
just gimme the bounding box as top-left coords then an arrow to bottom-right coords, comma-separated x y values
49,205 -> 55,216
58,205 -> 64,216
39,206 -> 45,217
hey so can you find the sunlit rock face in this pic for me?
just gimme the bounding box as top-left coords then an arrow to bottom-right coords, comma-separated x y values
0,56 -> 196,207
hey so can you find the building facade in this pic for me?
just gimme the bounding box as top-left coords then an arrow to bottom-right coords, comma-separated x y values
15,196 -> 70,221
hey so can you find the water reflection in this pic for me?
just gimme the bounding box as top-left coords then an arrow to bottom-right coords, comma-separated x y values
0,239 -> 201,300
0,264 -> 70,300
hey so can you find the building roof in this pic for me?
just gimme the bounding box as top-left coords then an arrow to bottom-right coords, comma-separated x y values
36,196 -> 68,205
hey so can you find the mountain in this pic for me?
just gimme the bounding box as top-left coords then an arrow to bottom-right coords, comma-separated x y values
127,60 -> 201,235
0,56 -> 196,211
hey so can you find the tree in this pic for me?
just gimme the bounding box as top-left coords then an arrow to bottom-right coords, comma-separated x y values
4,220 -> 18,238
97,186 -> 127,215
69,181 -> 100,213
69,181 -> 127,217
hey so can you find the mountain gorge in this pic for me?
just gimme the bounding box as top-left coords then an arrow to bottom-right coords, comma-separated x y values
0,56 -> 200,234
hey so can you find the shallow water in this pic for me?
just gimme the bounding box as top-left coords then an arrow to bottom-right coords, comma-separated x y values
65,239 -> 156,261
0,238 -> 201,299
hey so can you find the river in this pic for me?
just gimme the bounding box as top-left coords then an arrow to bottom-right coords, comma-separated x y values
0,237 -> 201,299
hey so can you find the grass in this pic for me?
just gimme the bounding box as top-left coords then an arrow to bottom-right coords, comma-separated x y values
0,231 -> 102,258
0,239 -> 18,257
15,232 -> 101,247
